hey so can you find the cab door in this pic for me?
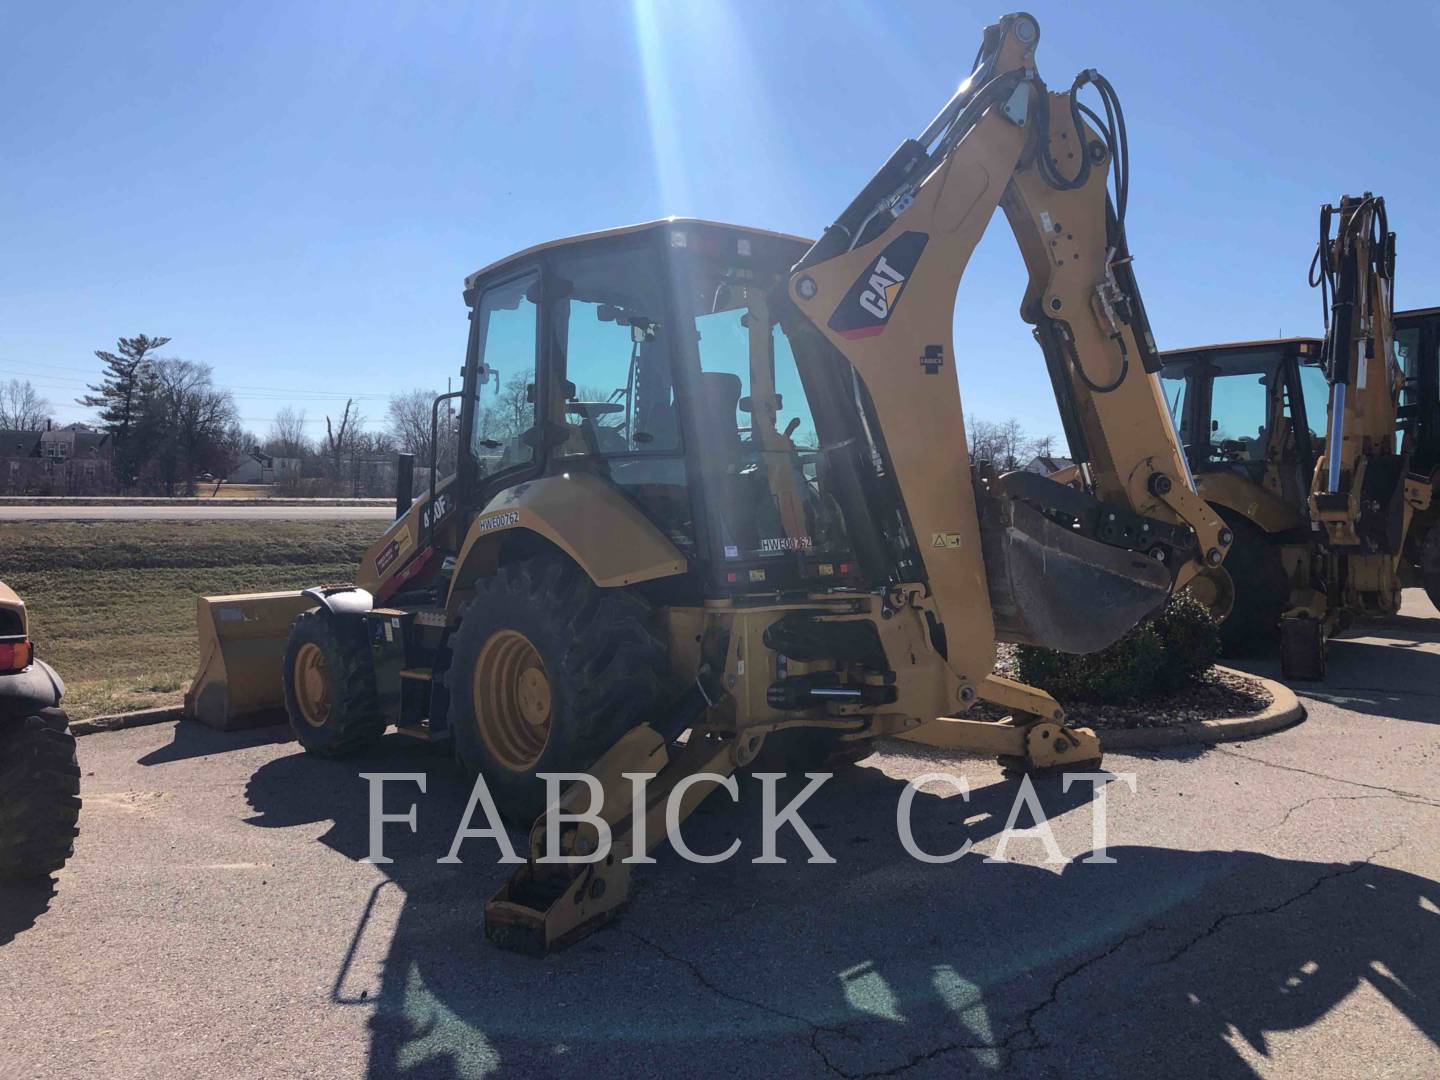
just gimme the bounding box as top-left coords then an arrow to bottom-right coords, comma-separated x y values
456,268 -> 546,519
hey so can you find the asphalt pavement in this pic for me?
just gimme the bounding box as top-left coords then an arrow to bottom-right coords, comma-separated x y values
1,593 -> 1437,1078
0,504 -> 394,521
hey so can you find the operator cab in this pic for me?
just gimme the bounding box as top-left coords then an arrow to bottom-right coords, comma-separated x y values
1159,338 -> 1326,502
453,219 -> 916,600
1395,307 -> 1440,475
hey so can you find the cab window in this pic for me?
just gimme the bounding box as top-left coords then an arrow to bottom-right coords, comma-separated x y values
470,273 -> 540,475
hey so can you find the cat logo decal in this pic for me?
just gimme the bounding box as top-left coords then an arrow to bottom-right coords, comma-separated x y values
827,231 -> 929,340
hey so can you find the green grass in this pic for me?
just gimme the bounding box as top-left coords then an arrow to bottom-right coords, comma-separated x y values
5,521 -> 386,719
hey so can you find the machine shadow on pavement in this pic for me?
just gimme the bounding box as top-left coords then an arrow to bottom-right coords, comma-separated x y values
240,741 -> 1440,1077
1301,635 -> 1440,724
138,719 -> 296,767
0,879 -> 58,948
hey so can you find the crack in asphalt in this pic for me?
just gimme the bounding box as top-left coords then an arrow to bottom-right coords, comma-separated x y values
1213,744 -> 1437,804
623,928 -> 848,1035
1269,791 -> 1440,830
629,839 -> 1406,1076
1156,838 -> 1405,966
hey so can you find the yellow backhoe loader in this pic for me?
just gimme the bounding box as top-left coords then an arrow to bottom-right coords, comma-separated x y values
1160,197 -> 1435,677
185,11 -> 1230,953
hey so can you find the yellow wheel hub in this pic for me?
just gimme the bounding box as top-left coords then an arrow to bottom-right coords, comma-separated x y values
293,642 -> 332,728
474,629 -> 553,772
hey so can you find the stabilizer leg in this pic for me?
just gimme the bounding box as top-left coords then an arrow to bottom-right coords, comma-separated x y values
484,724 -> 744,955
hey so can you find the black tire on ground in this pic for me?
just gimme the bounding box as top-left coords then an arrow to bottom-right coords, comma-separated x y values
0,707 -> 81,882
282,610 -> 385,756
447,555 -> 668,825
1421,525 -> 1440,612
1216,514 -> 1289,657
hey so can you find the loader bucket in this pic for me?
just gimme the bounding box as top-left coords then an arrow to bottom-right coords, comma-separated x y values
979,495 -> 1171,654
185,592 -> 313,730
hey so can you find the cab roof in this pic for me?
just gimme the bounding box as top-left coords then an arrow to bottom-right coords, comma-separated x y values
464,218 -> 812,290
1159,336 -> 1323,359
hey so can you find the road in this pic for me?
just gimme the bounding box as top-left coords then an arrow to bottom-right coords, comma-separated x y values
0,504 -> 394,521
1,593 -> 1437,1078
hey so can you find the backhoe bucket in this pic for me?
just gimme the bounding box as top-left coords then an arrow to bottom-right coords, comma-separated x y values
980,496 -> 1171,654
185,592 -> 312,730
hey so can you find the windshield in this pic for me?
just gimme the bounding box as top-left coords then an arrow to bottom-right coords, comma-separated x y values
664,227 -> 872,588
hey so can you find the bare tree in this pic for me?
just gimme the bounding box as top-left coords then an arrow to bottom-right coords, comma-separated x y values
0,379 -> 51,430
324,399 -> 362,478
969,416 -> 1063,470
482,374 -> 532,441
265,406 -> 310,459
141,359 -> 239,494
387,389 -> 458,477
1028,432 -> 1057,458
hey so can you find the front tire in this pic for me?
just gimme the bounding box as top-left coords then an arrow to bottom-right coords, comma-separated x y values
447,556 -> 667,824
282,610 -> 384,756
1217,515 -> 1289,656
0,708 -> 82,882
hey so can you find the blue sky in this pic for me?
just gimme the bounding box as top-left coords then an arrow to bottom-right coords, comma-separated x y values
4,0 -> 1438,444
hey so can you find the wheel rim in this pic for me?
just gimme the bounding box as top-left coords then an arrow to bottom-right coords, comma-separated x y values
294,642 -> 332,727
474,629 -> 552,772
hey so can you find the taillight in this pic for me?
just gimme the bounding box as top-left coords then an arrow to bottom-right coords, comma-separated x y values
0,639 -> 32,672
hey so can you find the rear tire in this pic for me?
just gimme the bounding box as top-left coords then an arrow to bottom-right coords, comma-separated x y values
0,708 -> 82,882
1421,526 -> 1440,612
282,610 -> 384,756
1217,514 -> 1289,657
447,556 -> 667,824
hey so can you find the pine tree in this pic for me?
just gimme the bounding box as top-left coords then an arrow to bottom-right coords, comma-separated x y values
78,334 -> 170,487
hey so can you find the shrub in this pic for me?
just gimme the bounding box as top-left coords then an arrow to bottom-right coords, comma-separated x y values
1015,589 -> 1220,703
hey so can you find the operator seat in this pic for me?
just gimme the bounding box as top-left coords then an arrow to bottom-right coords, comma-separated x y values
696,372 -> 743,457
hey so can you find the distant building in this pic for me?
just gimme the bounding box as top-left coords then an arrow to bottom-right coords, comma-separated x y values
40,423 -> 111,464
0,423 -> 111,494
1022,454 -> 1074,476
0,430 -> 42,459
229,449 -> 302,484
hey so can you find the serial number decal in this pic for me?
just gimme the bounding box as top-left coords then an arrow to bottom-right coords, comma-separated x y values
759,535 -> 813,553
476,510 -> 520,533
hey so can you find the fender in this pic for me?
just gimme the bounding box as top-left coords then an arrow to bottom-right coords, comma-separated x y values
0,658 -> 65,716
1193,472 -> 1303,534
301,585 -> 374,618
446,473 -> 687,616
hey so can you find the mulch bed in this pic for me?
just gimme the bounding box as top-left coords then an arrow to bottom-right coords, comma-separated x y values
988,644 -> 1273,730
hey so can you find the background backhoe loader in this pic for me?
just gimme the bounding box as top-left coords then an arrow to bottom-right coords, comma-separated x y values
186,11 -> 1230,952
1160,197 -> 1437,678
0,582 -> 81,882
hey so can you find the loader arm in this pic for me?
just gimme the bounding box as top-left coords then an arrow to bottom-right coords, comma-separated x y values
787,11 -> 1229,684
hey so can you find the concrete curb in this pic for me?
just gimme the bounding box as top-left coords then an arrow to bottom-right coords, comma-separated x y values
68,673 -> 1304,748
70,707 -> 182,737
1099,667 -> 1305,750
